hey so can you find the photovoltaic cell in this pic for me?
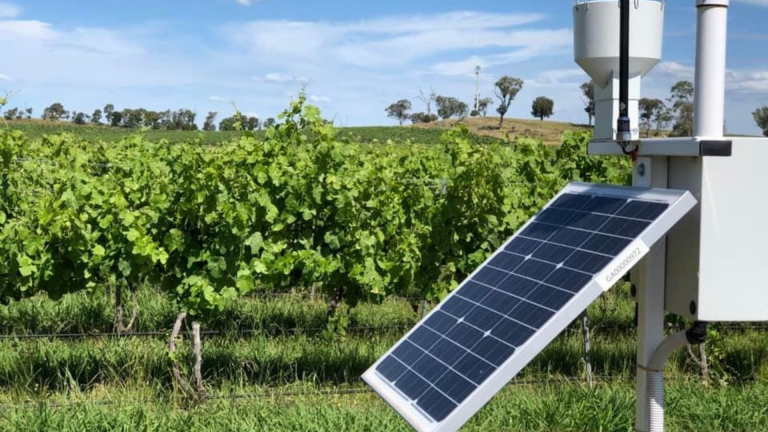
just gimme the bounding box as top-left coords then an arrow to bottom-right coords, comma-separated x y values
363,183 -> 696,432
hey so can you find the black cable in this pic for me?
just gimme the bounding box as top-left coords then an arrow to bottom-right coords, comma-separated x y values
617,0 -> 632,143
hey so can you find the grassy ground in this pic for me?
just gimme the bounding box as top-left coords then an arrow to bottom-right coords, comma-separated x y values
1,117 -> 580,145
0,380 -> 766,432
0,120 -> 504,145
1,120 -> 244,144
0,283 -> 766,431
414,117 -> 591,145
0,323 -> 764,392
0,291 -> 420,336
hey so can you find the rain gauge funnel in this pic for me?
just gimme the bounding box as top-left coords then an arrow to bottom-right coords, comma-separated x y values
573,0 -> 665,140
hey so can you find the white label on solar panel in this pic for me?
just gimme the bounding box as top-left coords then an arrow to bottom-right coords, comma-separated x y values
363,182 -> 697,432
597,240 -> 650,291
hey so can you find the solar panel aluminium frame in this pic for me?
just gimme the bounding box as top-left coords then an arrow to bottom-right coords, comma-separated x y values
362,182 -> 697,432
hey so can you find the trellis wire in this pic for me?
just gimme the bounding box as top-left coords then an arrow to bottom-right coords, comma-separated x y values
0,374 -> 639,410
0,320 -> 764,342
0,325 -> 412,341
0,372 -> 745,411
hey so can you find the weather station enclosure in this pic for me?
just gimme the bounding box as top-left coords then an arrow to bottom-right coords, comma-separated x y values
585,0 -> 768,323
365,1 -> 768,432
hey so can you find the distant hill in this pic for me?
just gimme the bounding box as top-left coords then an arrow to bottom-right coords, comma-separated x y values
414,116 -> 591,145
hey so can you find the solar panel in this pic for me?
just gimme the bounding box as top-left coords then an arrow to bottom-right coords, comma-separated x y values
363,182 -> 696,432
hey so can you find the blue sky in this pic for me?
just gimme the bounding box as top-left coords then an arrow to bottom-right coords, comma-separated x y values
1,0 -> 767,134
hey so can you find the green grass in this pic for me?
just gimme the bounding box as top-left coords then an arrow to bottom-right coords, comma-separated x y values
0,334 -> 392,390
0,290 -> 421,336
1,121 -> 502,145
1,120 -> 243,144
0,284 -> 766,430
10,329 -> 768,390
0,380 -> 767,432
0,283 -> 636,338
0,292 -> 764,392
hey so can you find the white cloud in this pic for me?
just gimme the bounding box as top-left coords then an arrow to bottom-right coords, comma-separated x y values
727,70 -> 768,92
528,69 -> 588,88
655,61 -> 695,81
65,27 -> 146,55
309,95 -> 331,103
733,0 -> 768,6
0,20 -> 57,41
655,61 -> 768,93
0,20 -> 145,56
343,11 -> 543,34
643,61 -> 768,135
336,28 -> 570,69
253,73 -> 308,84
429,30 -> 572,76
218,0 -> 261,5
0,73 -> 12,81
535,69 -> 585,83
209,96 -> 232,102
0,2 -> 20,19
222,12 -> 564,69
0,17 -> 207,91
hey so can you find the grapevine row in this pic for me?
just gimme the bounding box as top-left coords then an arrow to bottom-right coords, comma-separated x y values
0,95 -> 631,315
0,95 -> 630,397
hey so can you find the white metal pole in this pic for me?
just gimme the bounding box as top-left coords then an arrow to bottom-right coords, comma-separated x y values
693,0 -> 729,139
632,157 -> 668,432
